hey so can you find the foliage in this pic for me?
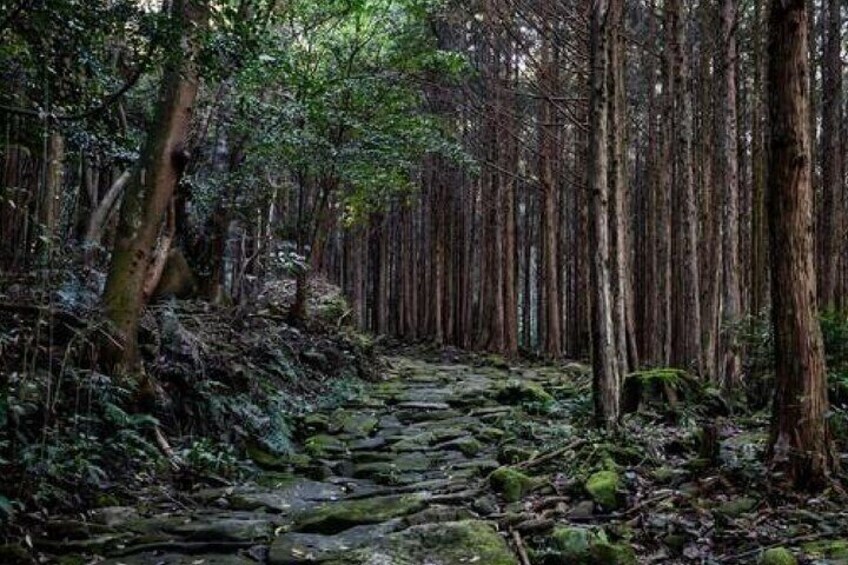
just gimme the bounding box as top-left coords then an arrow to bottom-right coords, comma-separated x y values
5,369 -> 163,509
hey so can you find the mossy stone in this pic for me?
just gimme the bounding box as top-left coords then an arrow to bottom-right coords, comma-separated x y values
329,410 -> 378,436
551,526 -> 592,560
304,435 -> 346,458
301,413 -> 330,433
802,539 -> 848,561
496,380 -> 554,406
368,520 -> 517,565
585,470 -> 620,509
715,496 -> 757,518
590,539 -> 637,565
489,466 -> 537,502
294,494 -> 426,534
94,493 -> 120,508
498,444 -> 534,465
246,444 -> 291,470
445,436 -> 483,457
759,547 -> 797,565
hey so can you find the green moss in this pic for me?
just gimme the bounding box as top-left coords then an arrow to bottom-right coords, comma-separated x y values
802,539 -> 848,561
550,527 -> 635,564
498,444 -> 534,465
379,520 -> 516,565
496,380 -> 554,406
295,494 -> 426,534
759,547 -> 797,565
94,493 -> 120,508
304,434 -> 346,458
449,437 -> 483,457
329,410 -> 378,436
489,466 -> 537,502
585,470 -> 620,509
590,539 -> 637,565
246,444 -> 293,469
715,496 -> 757,518
551,527 -> 591,560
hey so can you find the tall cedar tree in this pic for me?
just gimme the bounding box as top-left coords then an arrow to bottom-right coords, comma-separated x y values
766,0 -> 832,489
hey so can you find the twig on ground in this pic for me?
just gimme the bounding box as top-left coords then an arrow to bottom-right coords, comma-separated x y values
510,527 -> 532,565
515,439 -> 587,471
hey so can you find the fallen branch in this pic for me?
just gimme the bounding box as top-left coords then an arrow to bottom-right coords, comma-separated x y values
515,439 -> 587,471
154,426 -> 184,471
510,527 -> 532,565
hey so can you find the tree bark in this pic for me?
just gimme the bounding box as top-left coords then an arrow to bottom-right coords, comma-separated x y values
101,0 -> 207,370
817,0 -> 843,310
767,0 -> 833,490
720,0 -> 742,387
589,0 -> 621,428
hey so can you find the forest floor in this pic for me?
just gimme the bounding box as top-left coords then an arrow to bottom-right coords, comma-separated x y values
18,349 -> 848,565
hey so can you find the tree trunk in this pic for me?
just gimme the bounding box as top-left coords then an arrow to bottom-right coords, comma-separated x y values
101,0 -> 207,370
540,33 -> 562,358
589,0 -> 621,428
817,0 -> 843,310
720,0 -> 742,387
767,0 -> 832,490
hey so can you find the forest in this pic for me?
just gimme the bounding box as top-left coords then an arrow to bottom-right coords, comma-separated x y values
1,0 -> 848,563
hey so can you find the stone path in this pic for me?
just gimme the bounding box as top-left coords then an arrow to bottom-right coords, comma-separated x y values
43,356 -> 593,564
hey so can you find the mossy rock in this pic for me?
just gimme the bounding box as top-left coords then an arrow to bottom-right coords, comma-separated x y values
254,471 -> 300,489
551,527 -> 592,560
476,426 -> 506,442
443,436 -> 483,457
590,539 -> 637,565
585,470 -> 621,509
344,520 -> 517,565
294,494 -> 426,534
759,547 -> 797,565
246,444 -> 293,470
549,527 -> 635,565
328,410 -> 378,437
714,496 -> 757,518
94,493 -> 120,508
802,539 -> 848,561
489,466 -> 537,502
496,380 -> 554,406
303,435 -> 346,458
301,413 -> 330,433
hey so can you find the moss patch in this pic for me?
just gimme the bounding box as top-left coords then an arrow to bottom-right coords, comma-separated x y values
294,494 -> 426,534
303,435 -> 346,458
585,470 -> 620,509
759,547 -> 797,565
489,466 -> 537,502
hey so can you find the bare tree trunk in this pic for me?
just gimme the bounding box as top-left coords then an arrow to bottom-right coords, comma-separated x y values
40,131 -> 64,248
589,0 -> 621,428
608,0 -> 636,374
767,0 -> 833,490
817,0 -> 843,310
750,0 -> 769,314
102,0 -> 207,370
672,0 -> 703,374
540,32 -> 562,358
720,0 -> 742,387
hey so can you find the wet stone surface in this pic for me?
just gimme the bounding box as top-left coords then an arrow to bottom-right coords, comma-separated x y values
39,357 -> 587,564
